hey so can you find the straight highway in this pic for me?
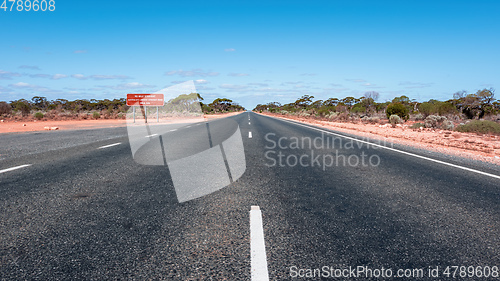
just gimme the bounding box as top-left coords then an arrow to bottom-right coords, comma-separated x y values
1,112 -> 499,280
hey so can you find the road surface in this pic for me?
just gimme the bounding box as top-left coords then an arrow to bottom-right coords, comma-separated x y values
1,112 -> 499,280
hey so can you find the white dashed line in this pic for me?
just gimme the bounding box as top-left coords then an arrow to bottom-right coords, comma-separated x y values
145,134 -> 158,138
248,131 -> 252,138
186,125 -> 191,128
249,122 -> 251,125
170,129 -> 177,132
269,115 -> 500,180
0,164 -> 32,174
98,143 -> 121,149
250,206 -> 269,281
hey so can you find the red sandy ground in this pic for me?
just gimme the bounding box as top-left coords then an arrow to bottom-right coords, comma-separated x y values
4,112 -> 498,166
261,112 -> 500,166
0,112 -> 242,134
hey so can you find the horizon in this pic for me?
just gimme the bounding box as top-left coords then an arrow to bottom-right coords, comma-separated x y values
1,0 -> 499,109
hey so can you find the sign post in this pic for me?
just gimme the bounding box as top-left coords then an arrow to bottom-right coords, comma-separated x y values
127,94 -> 164,123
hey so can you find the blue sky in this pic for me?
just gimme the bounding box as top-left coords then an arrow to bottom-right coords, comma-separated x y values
1,0 -> 499,109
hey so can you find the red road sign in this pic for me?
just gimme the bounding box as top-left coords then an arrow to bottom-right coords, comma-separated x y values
127,94 -> 164,106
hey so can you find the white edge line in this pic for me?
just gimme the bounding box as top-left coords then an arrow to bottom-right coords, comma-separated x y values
264,114 -> 500,180
249,131 -> 252,138
0,164 -> 32,174
250,206 -> 270,281
98,142 -> 122,149
145,134 -> 158,138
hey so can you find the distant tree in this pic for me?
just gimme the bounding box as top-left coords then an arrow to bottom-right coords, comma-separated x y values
210,98 -> 234,112
460,88 -> 496,119
392,95 -> 411,104
0,101 -> 11,115
364,91 -> 379,101
31,96 -> 48,110
386,103 -> 409,120
323,98 -> 339,107
294,95 -> 315,109
11,99 -> 32,116
168,93 -> 202,112
340,97 -> 356,109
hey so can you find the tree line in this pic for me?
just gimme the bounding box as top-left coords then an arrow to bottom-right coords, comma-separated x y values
0,94 -> 245,118
253,88 -> 499,120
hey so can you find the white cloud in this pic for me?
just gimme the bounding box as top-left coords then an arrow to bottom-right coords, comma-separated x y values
0,70 -> 22,80
28,74 -> 51,78
9,82 -> 55,93
170,79 -> 210,85
224,48 -> 236,52
248,83 -> 269,87
345,79 -> 367,83
219,84 -> 249,90
165,69 -> 219,77
228,72 -> 249,77
52,74 -> 68,80
19,65 -> 41,70
72,74 -> 87,80
71,74 -> 131,80
90,74 -> 132,80
10,82 -> 34,88
196,85 -> 215,91
398,81 -> 433,89
99,82 -> 156,90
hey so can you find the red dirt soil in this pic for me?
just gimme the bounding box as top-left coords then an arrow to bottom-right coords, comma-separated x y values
0,112 -> 242,134
261,112 -> 500,166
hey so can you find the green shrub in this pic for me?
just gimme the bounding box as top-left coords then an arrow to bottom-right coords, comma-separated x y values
361,116 -> 380,124
389,114 -> 402,127
456,120 -> 500,135
0,102 -> 11,115
386,103 -> 409,120
418,102 -> 437,117
423,115 -> 454,130
413,113 -> 424,121
92,112 -> 101,119
34,112 -> 44,120
424,115 -> 445,128
410,122 -> 425,129
441,120 -> 455,130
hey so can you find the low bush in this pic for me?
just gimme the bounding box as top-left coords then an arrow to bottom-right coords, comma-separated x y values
386,103 -> 409,120
413,113 -> 424,121
34,112 -> 44,120
361,116 -> 380,124
424,115 -> 454,130
0,102 -> 11,115
410,122 -> 425,129
389,114 -> 402,127
455,120 -> 500,135
92,112 -> 100,119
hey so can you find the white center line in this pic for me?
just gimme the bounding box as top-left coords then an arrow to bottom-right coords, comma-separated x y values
98,142 -> 121,149
0,164 -> 32,174
250,206 -> 269,281
249,131 -> 252,138
170,129 -> 177,132
249,122 -> 251,125
267,115 -> 500,180
145,134 -> 158,138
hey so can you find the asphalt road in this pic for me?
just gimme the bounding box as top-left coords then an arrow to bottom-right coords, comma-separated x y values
1,112 -> 499,280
